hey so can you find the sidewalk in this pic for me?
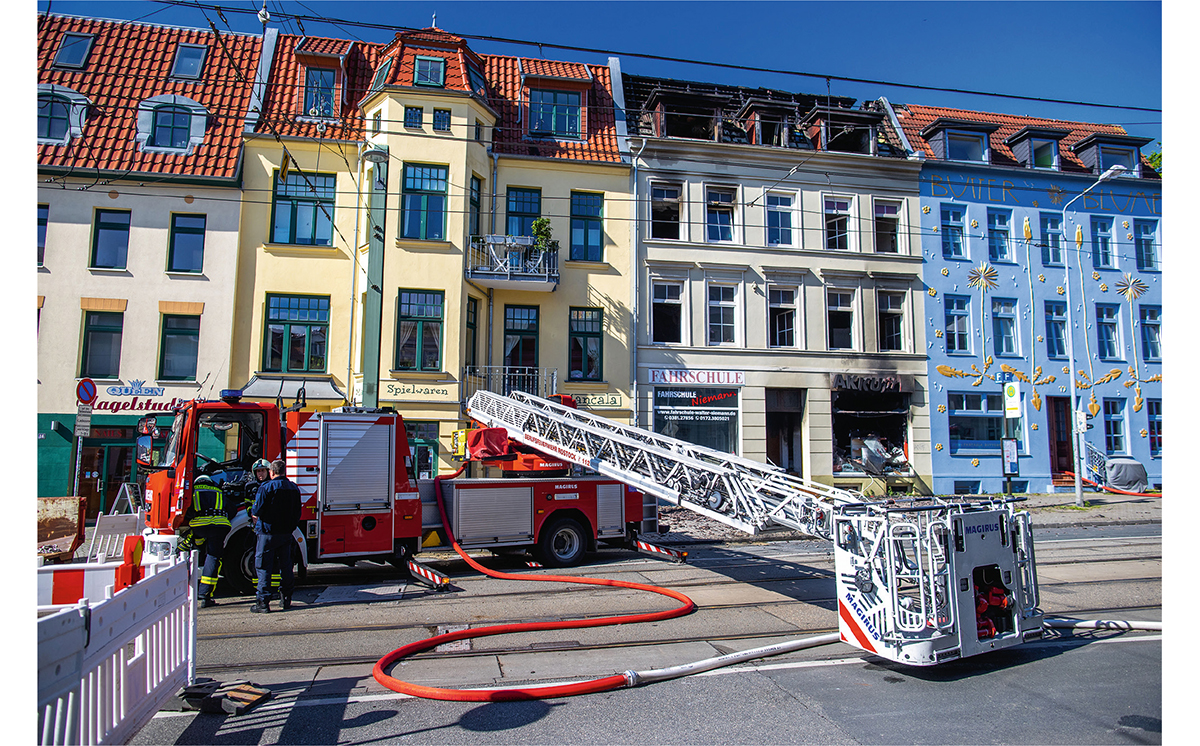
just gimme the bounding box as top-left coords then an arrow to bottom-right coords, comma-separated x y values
1018,489 -> 1161,528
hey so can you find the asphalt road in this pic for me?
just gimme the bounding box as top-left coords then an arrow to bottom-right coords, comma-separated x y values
131,526 -> 1163,745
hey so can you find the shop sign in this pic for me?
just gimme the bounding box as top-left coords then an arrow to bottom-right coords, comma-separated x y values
572,393 -> 622,408
106,379 -> 165,397
92,396 -> 188,413
830,373 -> 906,393
649,369 -> 745,386
381,381 -> 456,403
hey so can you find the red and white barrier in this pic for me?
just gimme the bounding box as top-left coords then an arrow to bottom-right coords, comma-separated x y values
634,539 -> 689,563
406,559 -> 449,590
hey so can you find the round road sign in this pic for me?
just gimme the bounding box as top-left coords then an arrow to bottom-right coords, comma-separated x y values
76,378 -> 98,405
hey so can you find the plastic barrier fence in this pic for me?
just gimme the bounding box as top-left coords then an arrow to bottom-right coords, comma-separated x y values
37,553 -> 196,746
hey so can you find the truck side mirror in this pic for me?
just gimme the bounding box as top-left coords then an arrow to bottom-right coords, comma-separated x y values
135,435 -> 155,467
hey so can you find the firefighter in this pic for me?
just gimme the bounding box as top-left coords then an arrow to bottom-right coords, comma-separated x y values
249,459 -> 301,613
188,474 -> 231,608
246,457 -> 283,599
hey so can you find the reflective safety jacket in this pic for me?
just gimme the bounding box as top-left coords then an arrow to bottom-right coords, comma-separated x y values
190,483 -> 231,529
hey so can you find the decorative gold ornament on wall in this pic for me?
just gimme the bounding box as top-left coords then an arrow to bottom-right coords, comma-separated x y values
971,458 -> 980,467
922,205 -> 931,214
942,268 -> 949,276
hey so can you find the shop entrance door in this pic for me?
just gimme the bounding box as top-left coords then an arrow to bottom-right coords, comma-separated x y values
765,388 -> 805,475
1047,397 -> 1074,475
76,444 -> 135,520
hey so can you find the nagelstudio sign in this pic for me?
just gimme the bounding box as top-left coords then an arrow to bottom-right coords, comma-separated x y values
90,379 -> 188,412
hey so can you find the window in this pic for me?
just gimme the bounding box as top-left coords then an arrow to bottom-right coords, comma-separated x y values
1147,399 -> 1162,457
1091,218 -> 1114,269
171,44 -> 207,79
271,171 -> 335,246
992,298 -> 1018,355
707,285 -> 736,345
159,315 -> 200,381
168,214 -> 206,273
941,204 -> 966,258
263,295 -> 329,373
827,290 -> 854,350
1135,220 -> 1158,270
947,393 -> 1018,452
824,198 -> 850,250
151,105 -> 191,149
529,89 -> 581,137
401,164 -> 448,240
945,295 -> 970,353
406,421 -> 440,480
1045,301 -> 1067,358
1096,304 -> 1120,359
652,281 -> 683,344
987,209 -> 1011,262
414,56 -> 445,87
369,58 -> 393,92
1140,305 -> 1161,361
395,291 -> 443,371
1099,146 -> 1135,174
465,297 -> 478,368
475,119 -> 483,142
878,291 -> 904,351
568,308 -> 603,381
469,176 -> 482,238
54,33 -> 93,68
38,95 -> 70,142
706,188 -> 735,242
371,111 -> 382,135
766,194 -> 793,246
304,67 -> 335,117
1103,398 -> 1126,455
506,188 -> 540,237
874,201 -> 900,253
433,109 -> 451,132
1040,213 -> 1063,265
504,306 -> 539,368
38,204 -> 47,266
90,210 -> 131,269
651,184 -> 681,240
404,106 -> 423,128
947,132 -> 985,161
1032,139 -> 1057,169
570,192 -> 603,261
768,287 -> 796,348
81,311 -> 123,379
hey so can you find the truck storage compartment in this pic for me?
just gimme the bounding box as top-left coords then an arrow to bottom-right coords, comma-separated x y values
418,479 -> 534,547
320,417 -> 394,510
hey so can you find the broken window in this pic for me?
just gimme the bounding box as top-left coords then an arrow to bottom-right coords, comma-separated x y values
661,105 -> 716,140
651,184 -> 681,240
831,389 -> 910,476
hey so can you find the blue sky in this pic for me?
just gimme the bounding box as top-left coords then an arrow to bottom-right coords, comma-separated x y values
37,0 -> 1163,147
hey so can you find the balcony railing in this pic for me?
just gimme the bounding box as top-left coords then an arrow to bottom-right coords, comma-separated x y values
466,235 -> 559,291
463,366 -> 558,405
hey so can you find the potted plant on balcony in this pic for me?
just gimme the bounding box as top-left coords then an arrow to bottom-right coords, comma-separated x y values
527,217 -> 553,272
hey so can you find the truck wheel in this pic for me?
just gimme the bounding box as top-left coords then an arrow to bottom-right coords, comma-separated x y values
225,531 -> 258,596
536,517 -> 586,568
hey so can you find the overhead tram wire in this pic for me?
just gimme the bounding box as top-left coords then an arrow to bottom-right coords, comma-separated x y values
148,0 -> 1161,115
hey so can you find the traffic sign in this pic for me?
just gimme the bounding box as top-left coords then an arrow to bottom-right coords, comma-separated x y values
75,403 -> 92,438
76,378 -> 98,405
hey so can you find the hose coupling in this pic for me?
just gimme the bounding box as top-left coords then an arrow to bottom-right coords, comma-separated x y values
622,670 -> 640,688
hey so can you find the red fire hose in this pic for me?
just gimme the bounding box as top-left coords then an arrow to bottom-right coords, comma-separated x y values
372,466 -> 697,701
1063,471 -> 1161,498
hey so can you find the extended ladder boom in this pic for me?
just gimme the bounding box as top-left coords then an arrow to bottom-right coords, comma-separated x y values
466,390 -> 864,538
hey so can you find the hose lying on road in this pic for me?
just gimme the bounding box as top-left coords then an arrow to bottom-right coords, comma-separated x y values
1062,471 -> 1161,498
373,467 -> 1160,700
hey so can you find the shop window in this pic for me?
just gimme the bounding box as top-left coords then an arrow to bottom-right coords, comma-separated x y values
1140,305 -> 1161,361
766,194 -> 793,246
1040,213 -> 1063,265
271,171 -> 335,246
568,307 -> 603,381
650,184 -> 682,240
832,388 -> 910,476
652,281 -> 683,344
707,284 -> 736,345
947,392 -> 1020,453
768,287 -> 796,348
401,164 -> 448,241
874,201 -> 900,253
81,311 -> 123,379
395,290 -> 443,371
992,298 -> 1019,356
827,290 -> 854,350
159,315 -> 200,381
168,213 -> 206,273
653,387 -> 739,455
877,291 -> 904,352
263,294 -> 329,373
1103,398 -> 1126,455
506,188 -> 541,237
90,209 -> 131,270
945,295 -> 970,353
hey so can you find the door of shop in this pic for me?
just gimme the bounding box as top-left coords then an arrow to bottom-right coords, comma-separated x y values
1047,397 -> 1074,475
77,442 -> 134,519
766,388 -> 804,475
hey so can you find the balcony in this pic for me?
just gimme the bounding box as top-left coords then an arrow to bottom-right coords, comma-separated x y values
463,366 -> 558,405
466,235 -> 559,291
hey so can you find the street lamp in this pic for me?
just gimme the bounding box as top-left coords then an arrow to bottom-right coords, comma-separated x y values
1061,163 -> 1127,506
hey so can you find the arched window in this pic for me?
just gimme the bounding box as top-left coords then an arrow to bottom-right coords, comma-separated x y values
152,105 -> 191,149
38,95 -> 71,141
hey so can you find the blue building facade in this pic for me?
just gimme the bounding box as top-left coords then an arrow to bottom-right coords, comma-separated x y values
886,104 -> 1162,495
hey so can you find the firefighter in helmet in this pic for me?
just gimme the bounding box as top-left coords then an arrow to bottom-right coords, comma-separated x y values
247,458 -> 281,599
188,474 -> 231,608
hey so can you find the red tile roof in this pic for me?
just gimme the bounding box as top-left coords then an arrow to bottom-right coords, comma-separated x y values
521,59 -> 592,81
893,103 -> 1159,179
257,34 -> 379,141
295,37 -> 352,57
37,14 -> 261,180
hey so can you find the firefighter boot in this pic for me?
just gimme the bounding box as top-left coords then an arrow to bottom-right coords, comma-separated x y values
281,595 -> 292,611
250,600 -> 270,614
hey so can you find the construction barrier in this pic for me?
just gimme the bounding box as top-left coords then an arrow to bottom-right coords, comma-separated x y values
37,551 -> 196,746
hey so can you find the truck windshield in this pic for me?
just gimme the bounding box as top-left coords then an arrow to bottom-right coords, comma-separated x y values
195,411 -> 267,483
162,411 -> 187,467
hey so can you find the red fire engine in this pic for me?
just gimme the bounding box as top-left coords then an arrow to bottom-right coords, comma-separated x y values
137,391 -> 658,592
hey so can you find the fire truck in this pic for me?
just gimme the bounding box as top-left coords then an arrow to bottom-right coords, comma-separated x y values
136,390 -> 658,592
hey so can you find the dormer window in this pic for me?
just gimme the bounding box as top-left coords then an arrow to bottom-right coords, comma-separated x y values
37,84 -> 90,146
304,67 -> 336,117
151,105 -> 192,149
1004,126 -> 1068,170
947,132 -> 986,161
171,44 -> 207,80
53,33 -> 94,69
370,57 -> 393,92
529,89 -> 581,138
467,66 -> 488,96
1032,139 -> 1057,169
135,94 -> 207,154
414,56 -> 445,87
920,118 -> 999,163
1070,132 -> 1150,178
1099,146 -> 1136,173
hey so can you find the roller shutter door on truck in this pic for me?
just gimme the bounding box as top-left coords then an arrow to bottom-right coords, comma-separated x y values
320,418 -> 393,510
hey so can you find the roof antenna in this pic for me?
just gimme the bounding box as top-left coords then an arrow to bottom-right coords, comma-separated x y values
257,1 -> 270,31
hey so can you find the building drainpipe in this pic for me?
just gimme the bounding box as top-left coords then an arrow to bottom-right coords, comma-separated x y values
487,149 -> 499,369
630,138 -> 647,429
361,146 -> 390,409
348,144 -> 368,405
